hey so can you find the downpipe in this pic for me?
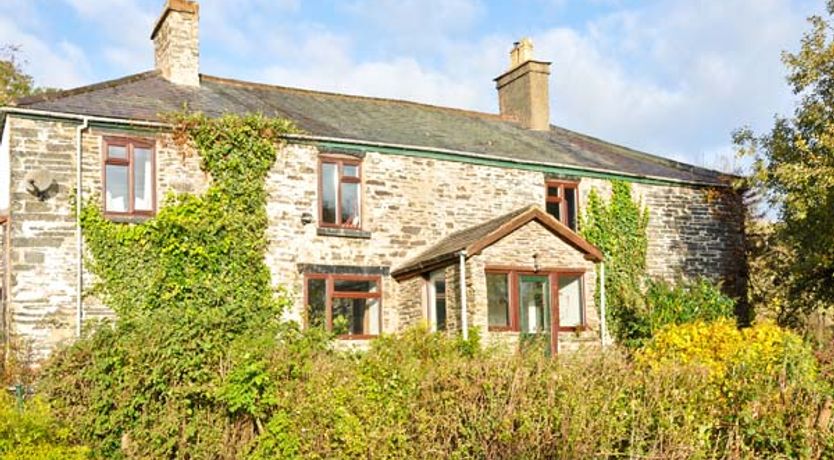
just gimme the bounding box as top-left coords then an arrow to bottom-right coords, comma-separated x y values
75,118 -> 89,338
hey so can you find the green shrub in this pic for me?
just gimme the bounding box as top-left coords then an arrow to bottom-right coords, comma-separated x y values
41,113 -> 299,459
637,319 -> 830,457
0,392 -> 88,460
620,277 -> 736,347
244,327 -> 833,459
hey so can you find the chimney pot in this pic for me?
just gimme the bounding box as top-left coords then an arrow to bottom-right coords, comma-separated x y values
494,38 -> 551,131
151,0 -> 200,87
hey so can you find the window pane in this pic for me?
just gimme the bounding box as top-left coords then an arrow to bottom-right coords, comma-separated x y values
435,298 -> 447,331
547,185 -> 560,197
134,147 -> 153,211
546,201 -> 561,221
108,145 -> 127,160
306,278 -> 327,328
487,273 -> 510,327
434,278 -> 447,331
105,164 -> 128,212
321,163 -> 337,224
565,187 -> 577,231
559,275 -> 583,327
340,182 -> 360,226
334,279 -> 378,293
333,297 -> 379,336
343,164 -> 359,178
520,277 -> 549,334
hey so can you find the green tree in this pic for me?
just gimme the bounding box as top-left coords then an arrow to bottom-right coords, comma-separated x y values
735,2 -> 834,325
0,45 -> 36,105
0,45 -> 56,106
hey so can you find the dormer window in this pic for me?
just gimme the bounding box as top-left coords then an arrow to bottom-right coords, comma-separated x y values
103,137 -> 155,218
545,180 -> 578,231
319,155 -> 362,229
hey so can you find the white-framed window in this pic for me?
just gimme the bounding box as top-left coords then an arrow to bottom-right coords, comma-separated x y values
427,270 -> 447,332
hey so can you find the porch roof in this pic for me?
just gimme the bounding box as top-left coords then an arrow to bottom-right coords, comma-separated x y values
391,204 -> 603,280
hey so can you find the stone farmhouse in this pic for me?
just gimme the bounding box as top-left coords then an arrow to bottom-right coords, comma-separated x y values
0,0 -> 745,358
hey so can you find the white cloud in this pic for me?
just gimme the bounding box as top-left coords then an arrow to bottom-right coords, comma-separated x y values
1,0 -> 820,171
344,0 -> 484,35
60,0 -> 155,73
0,16 -> 91,88
532,0 -> 816,166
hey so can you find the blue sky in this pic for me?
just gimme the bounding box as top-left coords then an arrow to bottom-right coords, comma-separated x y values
0,0 -> 823,170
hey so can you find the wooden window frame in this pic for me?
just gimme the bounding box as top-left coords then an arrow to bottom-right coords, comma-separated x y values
545,180 -> 579,231
318,155 -> 363,230
303,273 -> 382,340
102,136 -> 156,218
486,266 -> 588,334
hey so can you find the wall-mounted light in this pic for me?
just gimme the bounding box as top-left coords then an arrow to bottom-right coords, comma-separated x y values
532,252 -> 540,272
300,212 -> 313,225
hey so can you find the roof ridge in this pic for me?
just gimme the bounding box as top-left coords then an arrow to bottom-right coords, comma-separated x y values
201,74 -> 508,122
14,70 -> 161,107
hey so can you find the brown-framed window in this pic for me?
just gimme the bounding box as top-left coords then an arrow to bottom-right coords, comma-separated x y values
545,180 -> 578,231
103,137 -> 155,217
319,156 -> 362,228
304,273 -> 381,339
486,268 -> 586,332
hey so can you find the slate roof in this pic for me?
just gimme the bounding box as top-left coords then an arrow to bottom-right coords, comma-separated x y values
391,205 -> 603,280
12,71 -> 730,185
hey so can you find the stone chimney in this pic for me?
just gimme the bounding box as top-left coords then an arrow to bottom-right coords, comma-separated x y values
151,0 -> 200,87
494,38 -> 551,131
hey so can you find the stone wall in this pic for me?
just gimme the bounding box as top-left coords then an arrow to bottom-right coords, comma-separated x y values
3,116 -> 746,356
579,178 -> 746,297
4,116 -> 206,357
263,145 -> 544,333
6,116 -> 78,355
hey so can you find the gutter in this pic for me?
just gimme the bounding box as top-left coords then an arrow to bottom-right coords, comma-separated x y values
0,107 -> 169,129
0,107 -> 730,188
286,134 -> 733,188
75,118 -> 89,338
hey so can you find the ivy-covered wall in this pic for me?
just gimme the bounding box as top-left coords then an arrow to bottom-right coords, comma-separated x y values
3,113 -> 745,358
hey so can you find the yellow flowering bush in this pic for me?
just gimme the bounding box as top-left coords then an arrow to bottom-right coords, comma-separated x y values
636,319 -> 816,384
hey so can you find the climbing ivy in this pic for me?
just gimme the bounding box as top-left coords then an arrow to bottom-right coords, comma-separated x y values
42,113 -> 301,458
581,180 -> 650,346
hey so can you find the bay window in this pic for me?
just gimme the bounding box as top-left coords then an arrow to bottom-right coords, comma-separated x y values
486,268 -> 586,332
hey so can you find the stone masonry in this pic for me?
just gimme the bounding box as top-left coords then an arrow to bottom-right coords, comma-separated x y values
2,116 -> 745,357
4,115 -> 206,357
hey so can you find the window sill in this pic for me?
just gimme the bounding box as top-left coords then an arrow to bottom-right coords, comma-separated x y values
317,227 -> 372,239
337,334 -> 378,340
105,214 -> 154,224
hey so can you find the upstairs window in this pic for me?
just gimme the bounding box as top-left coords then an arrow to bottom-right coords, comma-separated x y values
545,180 -> 578,231
305,274 -> 381,339
103,137 -> 155,217
319,156 -> 362,228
